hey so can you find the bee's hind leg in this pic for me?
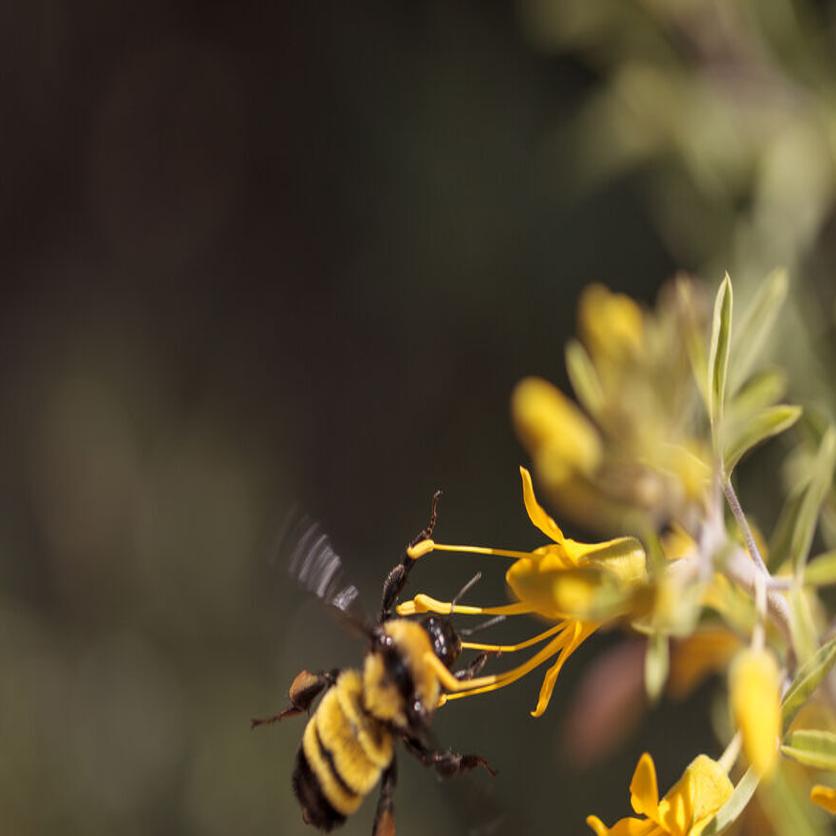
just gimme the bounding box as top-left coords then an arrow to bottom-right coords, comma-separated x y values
372,758 -> 398,836
379,490 -> 442,622
404,737 -> 496,778
250,668 -> 339,729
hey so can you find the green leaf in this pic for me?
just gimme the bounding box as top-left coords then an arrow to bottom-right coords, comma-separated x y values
781,730 -> 836,771
769,485 -> 806,571
804,551 -> 836,586
790,426 -> 836,576
789,583 -> 818,667
565,339 -> 604,420
708,274 -> 733,432
727,369 -> 787,422
782,636 -> 836,730
723,404 -> 802,473
644,631 -> 669,703
701,768 -> 758,835
757,767 -> 828,836
729,268 -> 789,393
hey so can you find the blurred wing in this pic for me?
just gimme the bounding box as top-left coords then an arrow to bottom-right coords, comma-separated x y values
280,512 -> 372,638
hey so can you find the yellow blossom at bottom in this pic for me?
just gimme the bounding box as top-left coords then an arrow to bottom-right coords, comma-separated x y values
811,785 -> 836,814
586,753 -> 733,836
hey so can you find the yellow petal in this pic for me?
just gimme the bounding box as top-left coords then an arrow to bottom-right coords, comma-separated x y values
512,378 -> 602,483
579,284 -> 644,364
656,755 -> 733,835
573,536 -> 648,586
730,648 -> 781,778
810,784 -> 836,814
586,814 -> 661,835
519,466 -> 567,544
629,753 -> 660,820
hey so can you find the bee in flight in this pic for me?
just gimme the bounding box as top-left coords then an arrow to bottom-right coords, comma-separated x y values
252,492 -> 497,836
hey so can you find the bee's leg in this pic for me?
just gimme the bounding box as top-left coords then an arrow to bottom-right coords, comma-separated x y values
404,737 -> 496,778
379,490 -> 442,622
454,651 -> 491,681
250,668 -> 339,729
372,758 -> 398,836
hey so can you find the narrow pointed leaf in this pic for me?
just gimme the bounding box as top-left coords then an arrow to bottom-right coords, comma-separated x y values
781,730 -> 836,771
644,631 -> 669,703
723,405 -> 801,473
790,426 -> 836,576
768,485 -> 806,571
708,274 -> 733,431
781,636 -> 836,730
565,339 -> 604,419
729,268 -> 788,393
789,584 -> 818,666
804,551 -> 836,586
727,369 -> 787,423
701,768 -> 758,835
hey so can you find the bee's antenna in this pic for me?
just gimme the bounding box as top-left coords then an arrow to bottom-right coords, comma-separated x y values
451,572 -> 482,607
459,615 -> 506,637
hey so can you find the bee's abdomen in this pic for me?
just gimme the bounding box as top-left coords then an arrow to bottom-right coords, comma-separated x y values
295,672 -> 392,829
292,746 -> 347,832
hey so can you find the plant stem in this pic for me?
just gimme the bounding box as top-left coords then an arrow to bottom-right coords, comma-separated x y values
719,732 -> 742,773
721,475 -> 769,575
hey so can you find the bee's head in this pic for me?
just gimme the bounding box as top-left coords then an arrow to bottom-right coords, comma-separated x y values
420,614 -> 462,669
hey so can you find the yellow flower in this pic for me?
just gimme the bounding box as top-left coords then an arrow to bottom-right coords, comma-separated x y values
810,785 -> 836,814
512,279 -> 711,534
396,467 -> 647,717
586,752 -> 733,836
579,283 -> 644,368
512,377 -> 602,486
729,648 -> 781,778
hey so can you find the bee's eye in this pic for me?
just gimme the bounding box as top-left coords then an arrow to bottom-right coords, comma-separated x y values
412,699 -> 425,718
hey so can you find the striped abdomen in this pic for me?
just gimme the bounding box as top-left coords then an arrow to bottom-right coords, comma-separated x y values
293,669 -> 393,831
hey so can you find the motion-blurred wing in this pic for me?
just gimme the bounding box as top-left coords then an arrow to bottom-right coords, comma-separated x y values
280,512 -> 371,637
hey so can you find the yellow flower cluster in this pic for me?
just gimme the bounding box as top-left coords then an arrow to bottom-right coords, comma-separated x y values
402,274 -> 836,833
512,281 -> 711,534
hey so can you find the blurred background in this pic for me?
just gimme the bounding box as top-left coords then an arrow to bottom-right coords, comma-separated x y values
2,2 -> 835,834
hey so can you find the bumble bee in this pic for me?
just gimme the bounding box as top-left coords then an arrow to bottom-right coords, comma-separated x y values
252,493 -> 496,835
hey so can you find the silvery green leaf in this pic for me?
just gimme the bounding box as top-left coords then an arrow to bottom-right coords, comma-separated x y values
727,369 -> 787,423
723,404 -> 801,473
781,730 -> 836,771
565,339 -> 604,419
804,550 -> 836,586
788,583 -> 818,667
701,768 -> 758,835
790,426 -> 836,576
781,636 -> 836,730
729,268 -> 788,394
644,631 -> 668,703
708,273 -> 733,432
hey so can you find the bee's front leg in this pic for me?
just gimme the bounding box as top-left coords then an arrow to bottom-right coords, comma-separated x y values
403,737 -> 496,778
372,758 -> 398,836
250,668 -> 339,729
379,490 -> 442,621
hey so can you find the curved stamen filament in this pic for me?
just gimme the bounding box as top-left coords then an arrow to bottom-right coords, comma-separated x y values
461,623 -> 565,653
445,630 -> 572,696
429,542 -> 538,560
